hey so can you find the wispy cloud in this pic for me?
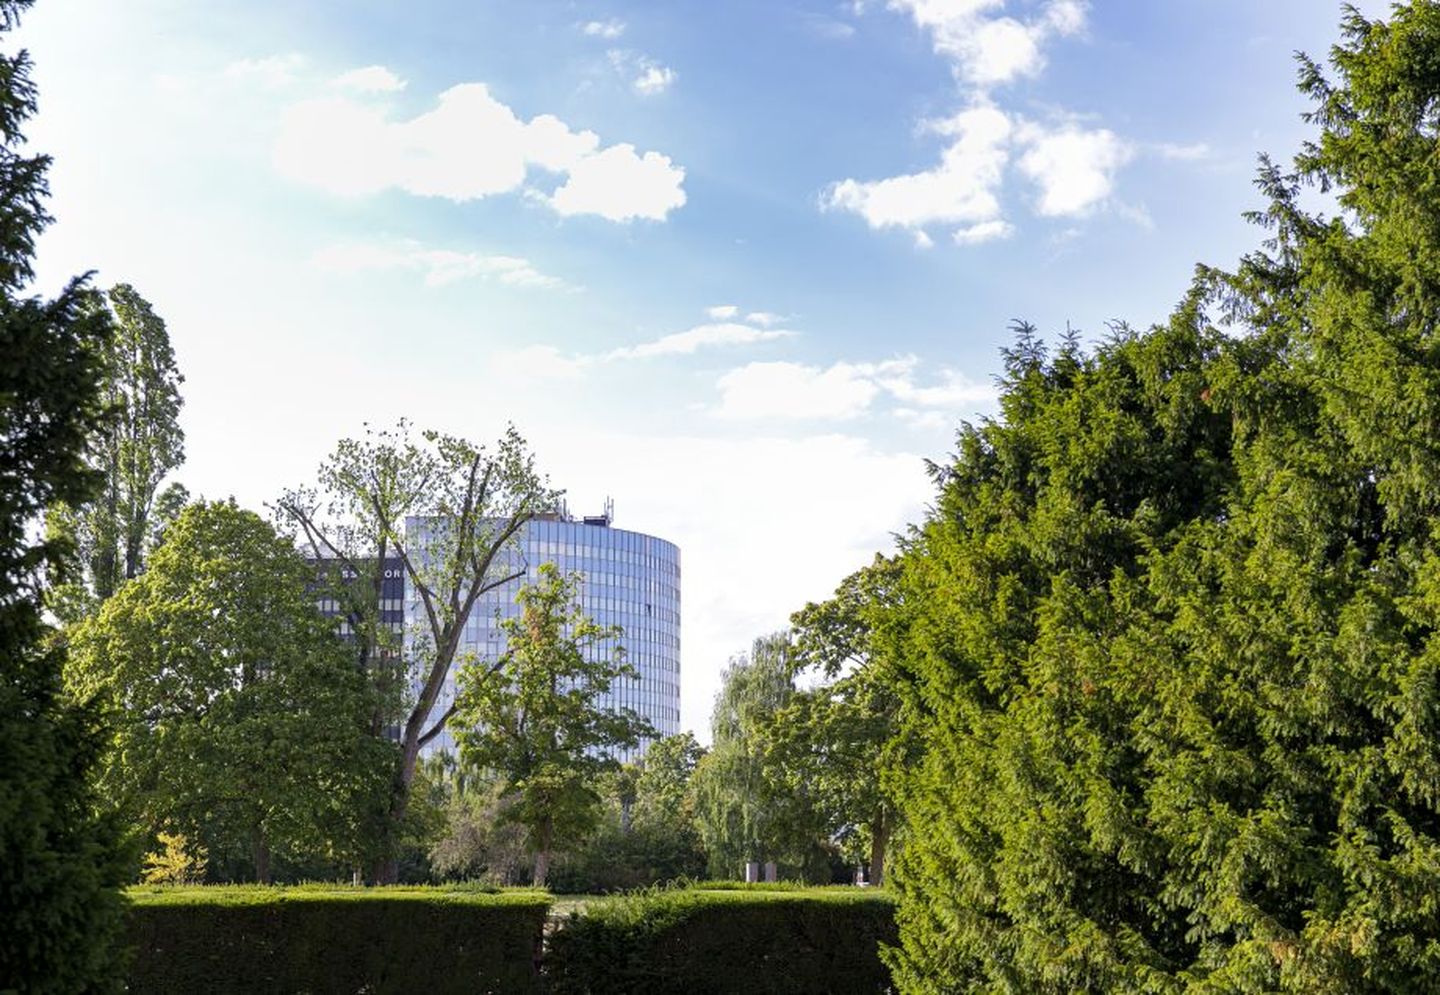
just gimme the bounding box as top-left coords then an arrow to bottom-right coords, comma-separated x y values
605,323 -> 794,361
311,240 -> 567,289
715,355 -> 995,421
1154,141 -> 1211,161
493,308 -> 796,379
607,49 -> 677,96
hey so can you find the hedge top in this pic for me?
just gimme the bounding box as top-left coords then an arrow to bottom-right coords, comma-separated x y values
125,884 -> 553,908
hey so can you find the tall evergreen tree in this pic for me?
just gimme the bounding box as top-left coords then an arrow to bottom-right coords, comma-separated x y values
0,0 -> 129,987
882,4 -> 1440,991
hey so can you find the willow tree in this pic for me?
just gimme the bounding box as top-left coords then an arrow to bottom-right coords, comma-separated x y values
882,4 -> 1440,991
279,421 -> 556,882
691,631 -> 829,879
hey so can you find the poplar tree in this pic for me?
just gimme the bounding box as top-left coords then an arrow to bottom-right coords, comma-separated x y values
49,283 -> 185,608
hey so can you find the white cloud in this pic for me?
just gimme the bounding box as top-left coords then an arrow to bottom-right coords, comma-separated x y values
873,358 -> 995,406
745,311 -> 783,326
608,49 -> 678,96
1016,121 -> 1131,216
606,322 -> 795,360
716,354 -> 996,420
581,18 -> 627,39
824,1 -> 1148,243
311,240 -> 566,289
224,53 -> 304,89
633,63 -> 677,96
824,104 -> 1011,231
953,218 -> 1014,244
707,304 -> 740,320
548,143 -> 686,221
273,79 -> 686,221
887,0 -> 1086,86
331,65 -> 406,94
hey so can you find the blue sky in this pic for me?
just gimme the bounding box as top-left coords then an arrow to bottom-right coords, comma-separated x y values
16,0 -> 1387,737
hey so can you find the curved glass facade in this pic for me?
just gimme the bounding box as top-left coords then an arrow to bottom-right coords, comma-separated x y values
417,515 -> 681,760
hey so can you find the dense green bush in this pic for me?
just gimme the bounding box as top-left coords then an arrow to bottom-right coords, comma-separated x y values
125,886 -> 549,994
545,885 -> 897,994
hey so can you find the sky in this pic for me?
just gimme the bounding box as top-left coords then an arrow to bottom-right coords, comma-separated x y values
15,0 -> 1389,740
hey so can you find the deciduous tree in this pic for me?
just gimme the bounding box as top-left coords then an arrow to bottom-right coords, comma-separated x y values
49,283 -> 185,607
69,501 -> 393,882
453,562 -> 650,887
691,632 -> 830,880
278,420 -> 557,882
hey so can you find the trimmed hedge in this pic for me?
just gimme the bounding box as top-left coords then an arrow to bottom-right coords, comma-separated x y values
125,886 -> 550,994
544,886 -> 898,994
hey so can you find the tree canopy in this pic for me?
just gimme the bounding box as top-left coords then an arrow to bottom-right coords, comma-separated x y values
454,562 -> 651,887
69,501 -> 394,882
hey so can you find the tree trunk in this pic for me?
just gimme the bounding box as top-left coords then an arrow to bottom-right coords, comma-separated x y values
533,818 -> 554,889
869,812 -> 889,887
371,737 -> 421,885
253,831 -> 272,885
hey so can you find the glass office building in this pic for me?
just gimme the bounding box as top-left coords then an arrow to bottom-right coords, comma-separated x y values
413,510 -> 681,761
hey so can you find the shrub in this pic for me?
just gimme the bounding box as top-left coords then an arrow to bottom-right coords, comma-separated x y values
545,885 -> 897,994
125,886 -> 549,994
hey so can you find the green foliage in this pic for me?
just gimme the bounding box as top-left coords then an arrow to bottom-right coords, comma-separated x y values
881,5 -> 1440,991
429,776 -> 531,884
46,283 -> 186,611
455,562 -> 651,886
774,556 -> 903,884
692,632 -> 833,880
0,0 -> 130,986
69,501 -> 395,881
141,831 -> 208,885
124,886 -> 550,994
633,731 -> 705,830
544,885 -> 898,994
516,734 -> 707,893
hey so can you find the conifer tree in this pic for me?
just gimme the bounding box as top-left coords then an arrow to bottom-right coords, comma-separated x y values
0,0 -> 129,987
882,5 -> 1440,991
